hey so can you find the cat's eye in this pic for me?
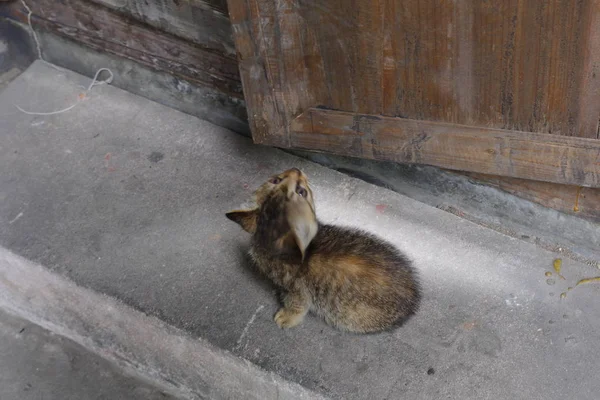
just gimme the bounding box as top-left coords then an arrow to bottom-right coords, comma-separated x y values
296,186 -> 307,197
270,177 -> 282,184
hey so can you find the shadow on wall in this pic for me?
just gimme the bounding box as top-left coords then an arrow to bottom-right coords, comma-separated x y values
0,18 -> 36,87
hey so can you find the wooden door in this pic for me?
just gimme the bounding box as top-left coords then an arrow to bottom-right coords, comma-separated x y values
227,0 -> 600,187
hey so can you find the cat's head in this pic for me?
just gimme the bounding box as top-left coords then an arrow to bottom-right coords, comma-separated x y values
226,168 -> 317,259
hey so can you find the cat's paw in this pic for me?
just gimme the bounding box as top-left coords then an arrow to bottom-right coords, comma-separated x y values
274,308 -> 304,329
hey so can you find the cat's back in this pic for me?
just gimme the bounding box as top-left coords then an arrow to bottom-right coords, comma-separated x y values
310,224 -> 412,269
304,224 -> 420,332
305,224 -> 417,289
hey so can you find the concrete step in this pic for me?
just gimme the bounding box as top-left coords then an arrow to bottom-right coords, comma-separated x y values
1,61 -> 599,399
0,248 -> 324,399
0,307 -> 176,400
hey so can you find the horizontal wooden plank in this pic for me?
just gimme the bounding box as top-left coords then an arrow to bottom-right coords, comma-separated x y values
286,108 -> 600,187
461,173 -> 600,222
1,0 -> 243,98
90,0 -> 234,57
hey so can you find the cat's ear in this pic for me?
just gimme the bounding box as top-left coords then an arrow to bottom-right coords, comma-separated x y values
225,209 -> 259,234
285,197 -> 318,260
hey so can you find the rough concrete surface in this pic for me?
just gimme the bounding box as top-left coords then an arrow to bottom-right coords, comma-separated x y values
1,62 -> 600,399
0,248 -> 326,400
10,12 -> 597,265
0,308 -> 175,400
293,150 -> 600,266
0,17 -> 249,135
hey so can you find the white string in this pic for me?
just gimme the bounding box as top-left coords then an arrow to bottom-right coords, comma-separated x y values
20,0 -> 40,59
87,68 -> 114,91
19,0 -> 60,70
14,102 -> 78,116
14,0 -> 115,116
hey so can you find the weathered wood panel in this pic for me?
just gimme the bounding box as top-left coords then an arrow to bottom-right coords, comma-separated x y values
2,0 -> 242,98
230,0 -> 600,137
228,0 -> 600,186
91,0 -> 235,56
578,0 -> 600,141
289,108 -> 600,187
228,0 -> 288,145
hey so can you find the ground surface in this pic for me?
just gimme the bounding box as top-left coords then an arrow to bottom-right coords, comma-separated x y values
0,308 -> 174,400
1,61 -> 600,399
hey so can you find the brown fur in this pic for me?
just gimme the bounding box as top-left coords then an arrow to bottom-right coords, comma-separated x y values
226,168 -> 421,333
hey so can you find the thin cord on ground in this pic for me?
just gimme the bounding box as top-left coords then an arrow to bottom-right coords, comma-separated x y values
14,0 -> 115,116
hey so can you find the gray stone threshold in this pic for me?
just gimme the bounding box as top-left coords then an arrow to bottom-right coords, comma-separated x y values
0,248 -> 326,400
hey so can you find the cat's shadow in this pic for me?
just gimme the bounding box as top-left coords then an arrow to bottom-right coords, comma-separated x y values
233,242 -> 283,301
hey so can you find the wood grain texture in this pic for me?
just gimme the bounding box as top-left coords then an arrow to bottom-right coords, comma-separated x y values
289,108 -> 600,187
2,0 -> 242,98
230,0 -> 600,136
577,0 -> 600,139
228,0 -> 600,185
90,0 -> 234,57
461,173 -> 600,222
228,0 -> 287,145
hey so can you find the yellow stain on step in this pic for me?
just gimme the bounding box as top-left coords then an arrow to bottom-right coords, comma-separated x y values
573,187 -> 582,212
559,278 -> 600,299
561,287 -> 574,299
553,259 -> 562,274
548,259 -> 600,300
576,277 -> 600,286
553,259 -> 566,280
